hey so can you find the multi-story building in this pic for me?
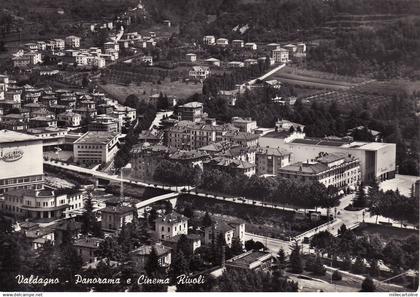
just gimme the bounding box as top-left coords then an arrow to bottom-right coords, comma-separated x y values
88,116 -> 120,133
73,131 -> 119,165
217,145 -> 256,164
277,153 -> 361,190
227,61 -> 245,68
0,130 -> 44,194
203,157 -> 256,177
57,111 -> 81,127
12,51 -> 42,68
178,102 -> 204,122
203,35 -> 216,45
1,189 -> 84,220
65,36 -> 81,48
100,205 -> 134,231
231,39 -> 244,48
186,53 -> 197,62
130,144 -> 177,181
232,117 -> 258,133
216,38 -> 229,47
155,212 -> 188,240
165,120 -> 239,150
52,39 -> 65,51
244,42 -> 257,50
74,237 -> 104,264
255,147 -> 292,176
130,243 -> 172,269
223,131 -> 260,147
260,136 -> 396,183
189,66 -> 210,81
203,217 -> 245,248
296,43 -> 306,54
272,48 -> 289,63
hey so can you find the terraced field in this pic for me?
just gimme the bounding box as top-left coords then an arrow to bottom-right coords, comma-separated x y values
300,90 -> 390,110
268,66 -> 367,91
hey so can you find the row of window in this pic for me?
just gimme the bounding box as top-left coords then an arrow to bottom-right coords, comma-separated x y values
0,175 -> 43,186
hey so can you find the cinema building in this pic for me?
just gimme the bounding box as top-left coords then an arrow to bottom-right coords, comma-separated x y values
0,130 -> 44,194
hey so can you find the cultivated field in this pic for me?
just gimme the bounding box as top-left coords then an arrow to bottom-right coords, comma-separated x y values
99,79 -> 203,103
267,66 -> 366,90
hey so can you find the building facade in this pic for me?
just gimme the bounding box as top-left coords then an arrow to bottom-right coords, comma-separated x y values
277,153 -> 361,190
73,131 -> 119,165
0,130 -> 44,194
155,212 -> 188,240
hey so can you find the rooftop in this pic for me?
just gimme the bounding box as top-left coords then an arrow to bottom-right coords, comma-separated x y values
204,157 -> 255,170
0,130 -> 40,144
74,237 -> 104,249
130,243 -> 171,257
226,251 -> 272,269
256,146 -> 291,157
100,205 -> 133,214
74,131 -> 119,144
155,212 -> 188,224
169,150 -> 209,161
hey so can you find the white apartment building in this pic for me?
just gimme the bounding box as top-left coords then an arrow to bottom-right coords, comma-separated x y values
73,131 -> 119,165
203,35 -> 216,45
272,48 -> 289,63
277,153 -> 361,190
189,66 -> 210,80
155,212 -> 188,240
65,36 -> 81,48
0,130 -> 44,194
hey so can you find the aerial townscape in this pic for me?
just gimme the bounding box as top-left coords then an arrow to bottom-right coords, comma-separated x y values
0,0 -> 419,294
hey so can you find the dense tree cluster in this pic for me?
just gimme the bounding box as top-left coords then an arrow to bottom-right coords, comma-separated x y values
310,226 -> 419,274
114,102 -> 157,169
199,169 -> 340,211
153,160 -> 202,186
202,60 -> 271,96
308,19 -> 420,79
370,189 -> 419,226
215,268 -> 298,292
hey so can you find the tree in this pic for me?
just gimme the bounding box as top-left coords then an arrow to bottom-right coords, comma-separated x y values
202,212 -> 213,228
351,257 -> 366,274
383,240 -> 405,273
361,276 -> 376,292
353,183 -> 367,208
177,234 -> 192,257
312,255 -> 326,276
81,194 -> 103,237
145,247 -> 161,276
278,248 -> 286,267
245,239 -> 256,251
231,237 -> 243,256
310,231 -> 335,256
97,237 -> 123,261
289,242 -> 303,273
332,270 -> 342,281
169,251 -> 190,285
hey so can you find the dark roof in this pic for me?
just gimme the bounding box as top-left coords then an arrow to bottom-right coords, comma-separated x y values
74,237 -> 104,249
256,146 -> 291,157
155,212 -> 188,224
100,205 -> 134,214
130,243 -> 171,257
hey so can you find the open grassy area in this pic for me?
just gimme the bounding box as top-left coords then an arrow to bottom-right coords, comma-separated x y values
99,79 -> 202,103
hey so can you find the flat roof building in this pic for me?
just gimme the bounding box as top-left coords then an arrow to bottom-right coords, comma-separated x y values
259,136 -> 396,183
0,130 -> 44,194
73,131 -> 119,165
